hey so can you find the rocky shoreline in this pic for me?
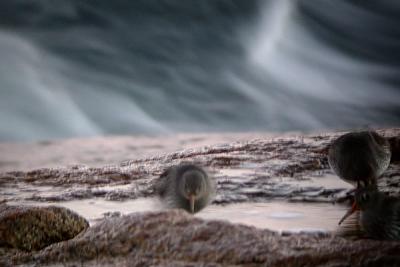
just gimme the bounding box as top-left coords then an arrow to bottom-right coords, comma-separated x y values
1,128 -> 400,266
4,210 -> 400,266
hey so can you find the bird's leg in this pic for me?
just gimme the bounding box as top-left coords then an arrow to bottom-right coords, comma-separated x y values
337,180 -> 362,225
338,201 -> 359,225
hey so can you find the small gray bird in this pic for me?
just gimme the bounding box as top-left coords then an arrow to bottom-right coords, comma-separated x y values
328,131 -> 391,188
340,187 -> 400,240
156,163 -> 215,213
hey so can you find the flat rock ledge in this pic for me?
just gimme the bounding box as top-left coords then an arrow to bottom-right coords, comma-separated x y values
1,129 -> 400,204
0,204 -> 88,252
2,210 -> 400,266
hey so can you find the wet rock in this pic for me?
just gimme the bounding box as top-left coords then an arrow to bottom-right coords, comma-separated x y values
7,210 -> 400,266
0,204 -> 88,251
0,129 -> 399,265
1,129 -> 399,204
102,211 -> 121,218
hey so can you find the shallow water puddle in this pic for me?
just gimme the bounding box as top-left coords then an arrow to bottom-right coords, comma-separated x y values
10,198 -> 349,233
3,171 -> 356,233
197,201 -> 348,233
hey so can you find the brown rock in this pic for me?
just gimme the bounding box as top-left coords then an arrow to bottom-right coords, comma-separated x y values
0,204 -> 88,251
7,210 -> 400,266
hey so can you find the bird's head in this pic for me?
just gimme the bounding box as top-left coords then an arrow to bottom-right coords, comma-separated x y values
180,169 -> 207,213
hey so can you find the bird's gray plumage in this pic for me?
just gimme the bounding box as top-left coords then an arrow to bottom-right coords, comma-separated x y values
156,163 -> 215,213
355,188 -> 400,240
328,131 -> 391,187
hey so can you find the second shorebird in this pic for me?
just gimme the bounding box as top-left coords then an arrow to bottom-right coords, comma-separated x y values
156,163 -> 215,213
328,131 -> 391,225
342,187 -> 400,240
328,131 -> 391,188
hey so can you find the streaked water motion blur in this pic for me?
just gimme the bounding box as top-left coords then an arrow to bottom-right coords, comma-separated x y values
1,0 -> 399,141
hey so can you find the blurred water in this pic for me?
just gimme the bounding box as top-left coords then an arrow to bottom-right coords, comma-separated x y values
0,0 -> 399,141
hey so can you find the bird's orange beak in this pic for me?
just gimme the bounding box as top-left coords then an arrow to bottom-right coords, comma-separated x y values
189,195 -> 195,213
338,201 -> 359,225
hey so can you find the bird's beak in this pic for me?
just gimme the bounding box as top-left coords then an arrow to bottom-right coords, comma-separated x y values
338,201 -> 358,225
189,195 -> 195,213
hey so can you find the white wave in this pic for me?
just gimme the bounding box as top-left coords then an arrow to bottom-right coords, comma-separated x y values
0,31 -> 167,141
242,0 -> 400,128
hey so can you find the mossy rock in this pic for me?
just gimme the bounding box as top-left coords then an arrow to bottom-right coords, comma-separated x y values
0,205 -> 88,251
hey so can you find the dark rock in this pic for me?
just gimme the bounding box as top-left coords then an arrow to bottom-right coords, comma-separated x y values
0,204 -> 88,251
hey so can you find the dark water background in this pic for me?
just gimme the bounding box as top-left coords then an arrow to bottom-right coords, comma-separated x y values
0,0 -> 399,141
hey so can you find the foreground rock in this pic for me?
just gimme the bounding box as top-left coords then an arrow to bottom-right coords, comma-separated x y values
0,204 -> 88,251
3,210 -> 400,266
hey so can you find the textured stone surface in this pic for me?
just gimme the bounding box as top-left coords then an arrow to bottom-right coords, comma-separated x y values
0,204 -> 88,251
0,129 -> 400,266
1,129 -> 399,204
4,210 -> 400,266
0,133 -> 272,172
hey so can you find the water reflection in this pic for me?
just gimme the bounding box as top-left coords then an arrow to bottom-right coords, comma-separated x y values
10,197 -> 351,233
198,201 -> 348,233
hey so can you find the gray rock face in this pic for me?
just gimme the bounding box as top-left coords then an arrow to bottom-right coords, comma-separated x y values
0,204 -> 88,251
